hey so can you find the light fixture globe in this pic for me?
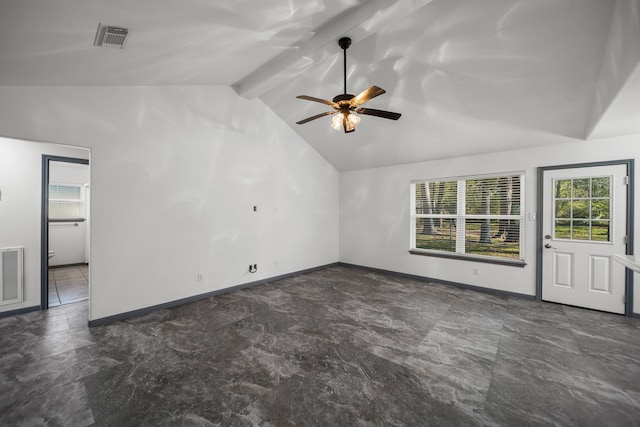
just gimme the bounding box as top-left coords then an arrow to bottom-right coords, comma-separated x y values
345,112 -> 360,132
331,113 -> 344,131
331,111 -> 361,132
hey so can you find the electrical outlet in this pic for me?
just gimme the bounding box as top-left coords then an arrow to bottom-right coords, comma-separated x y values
197,273 -> 203,282
249,264 -> 257,273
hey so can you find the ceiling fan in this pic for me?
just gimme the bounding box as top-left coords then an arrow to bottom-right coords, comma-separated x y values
296,37 -> 401,133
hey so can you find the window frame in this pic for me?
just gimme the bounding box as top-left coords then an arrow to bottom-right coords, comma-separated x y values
552,175 -> 612,244
409,171 -> 526,267
48,183 -> 86,221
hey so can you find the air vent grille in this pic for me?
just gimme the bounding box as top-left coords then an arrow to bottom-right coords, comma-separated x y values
1,247 -> 23,305
94,23 -> 130,49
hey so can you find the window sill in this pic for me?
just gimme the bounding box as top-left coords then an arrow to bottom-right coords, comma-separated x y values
48,218 -> 86,223
409,249 -> 527,267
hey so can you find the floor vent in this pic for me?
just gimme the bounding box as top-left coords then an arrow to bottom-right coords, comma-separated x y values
93,23 -> 130,49
0,247 -> 23,305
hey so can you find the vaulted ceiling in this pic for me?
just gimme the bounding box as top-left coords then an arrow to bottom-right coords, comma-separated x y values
1,0 -> 639,171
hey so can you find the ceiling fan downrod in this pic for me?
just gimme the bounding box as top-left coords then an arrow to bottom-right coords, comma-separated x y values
338,37 -> 351,95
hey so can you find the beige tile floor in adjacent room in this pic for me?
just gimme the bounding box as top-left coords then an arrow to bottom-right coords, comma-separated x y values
48,264 -> 88,307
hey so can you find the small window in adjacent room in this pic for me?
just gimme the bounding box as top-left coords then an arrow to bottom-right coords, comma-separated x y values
49,184 -> 84,219
410,172 -> 525,264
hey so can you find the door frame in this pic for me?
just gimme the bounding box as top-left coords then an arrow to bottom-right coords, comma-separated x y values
536,159 -> 635,316
41,155 -> 90,310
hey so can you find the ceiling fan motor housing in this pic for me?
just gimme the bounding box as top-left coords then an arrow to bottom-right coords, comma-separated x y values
333,93 -> 354,103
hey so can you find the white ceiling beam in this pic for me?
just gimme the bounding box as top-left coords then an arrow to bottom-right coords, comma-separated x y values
232,0 -> 433,99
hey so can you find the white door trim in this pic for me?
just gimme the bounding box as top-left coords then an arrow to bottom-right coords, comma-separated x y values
536,160 -> 634,316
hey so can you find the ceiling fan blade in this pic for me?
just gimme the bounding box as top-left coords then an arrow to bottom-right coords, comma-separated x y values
356,108 -> 401,120
296,95 -> 338,109
296,111 -> 335,125
349,86 -> 386,107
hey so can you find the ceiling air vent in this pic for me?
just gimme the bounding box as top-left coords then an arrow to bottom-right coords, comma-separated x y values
93,23 -> 130,49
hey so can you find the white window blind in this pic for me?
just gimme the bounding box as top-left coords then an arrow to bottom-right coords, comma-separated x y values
411,172 -> 525,261
49,184 -> 84,219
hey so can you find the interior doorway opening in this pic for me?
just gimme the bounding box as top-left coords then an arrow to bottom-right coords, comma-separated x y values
41,156 -> 90,309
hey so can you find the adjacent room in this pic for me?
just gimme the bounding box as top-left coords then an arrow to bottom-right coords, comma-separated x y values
47,160 -> 91,307
1,0 -> 639,425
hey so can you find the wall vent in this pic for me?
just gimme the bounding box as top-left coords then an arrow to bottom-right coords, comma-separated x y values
0,247 -> 23,306
94,23 -> 130,49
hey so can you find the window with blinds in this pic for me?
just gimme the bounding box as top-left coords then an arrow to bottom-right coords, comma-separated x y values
49,184 -> 84,219
411,173 -> 525,261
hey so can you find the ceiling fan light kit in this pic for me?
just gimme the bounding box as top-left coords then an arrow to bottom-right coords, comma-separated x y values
331,111 -> 361,132
296,37 -> 401,134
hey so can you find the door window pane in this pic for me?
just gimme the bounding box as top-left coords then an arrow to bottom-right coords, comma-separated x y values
591,221 -> 610,242
591,199 -> 609,219
555,180 -> 571,198
591,177 -> 610,197
572,200 -> 589,219
555,220 -> 571,239
555,200 -> 570,218
572,220 -> 590,240
572,179 -> 590,198
553,176 -> 611,242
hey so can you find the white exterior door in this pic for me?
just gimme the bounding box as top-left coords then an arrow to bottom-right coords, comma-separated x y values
542,165 -> 628,314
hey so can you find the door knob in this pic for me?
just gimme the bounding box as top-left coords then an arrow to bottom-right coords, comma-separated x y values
544,243 -> 556,249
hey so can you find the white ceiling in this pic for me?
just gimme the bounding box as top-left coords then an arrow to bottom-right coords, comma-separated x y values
1,0 -> 640,171
0,0 -> 366,85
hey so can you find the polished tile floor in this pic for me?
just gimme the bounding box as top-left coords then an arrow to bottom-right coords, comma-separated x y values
1,265 -> 639,425
48,264 -> 89,307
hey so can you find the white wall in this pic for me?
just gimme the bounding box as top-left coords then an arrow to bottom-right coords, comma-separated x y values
0,137 -> 89,313
49,162 -> 90,266
339,136 -> 640,315
0,86 -> 339,321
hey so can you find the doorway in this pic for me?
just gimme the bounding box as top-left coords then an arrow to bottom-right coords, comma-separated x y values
537,160 -> 634,315
41,155 -> 90,309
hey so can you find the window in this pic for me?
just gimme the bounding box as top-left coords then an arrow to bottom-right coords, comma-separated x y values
49,184 -> 84,219
553,176 -> 610,242
410,172 -> 525,263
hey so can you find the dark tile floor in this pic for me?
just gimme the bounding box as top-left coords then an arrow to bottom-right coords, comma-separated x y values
1,265 -> 639,426
48,264 -> 89,307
